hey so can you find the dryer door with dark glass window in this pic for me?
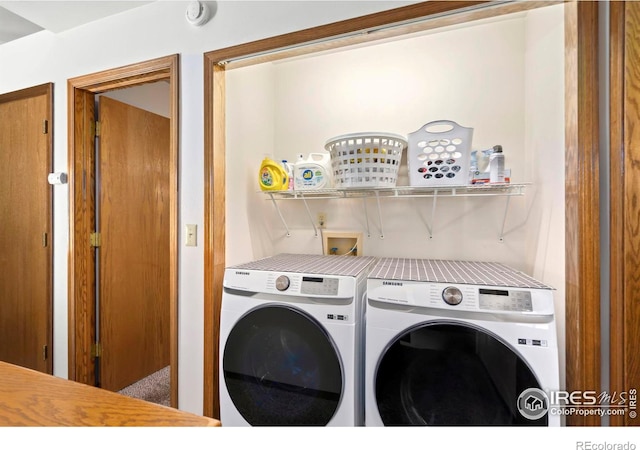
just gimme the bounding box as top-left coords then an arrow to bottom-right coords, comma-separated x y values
223,305 -> 343,426
375,322 -> 547,426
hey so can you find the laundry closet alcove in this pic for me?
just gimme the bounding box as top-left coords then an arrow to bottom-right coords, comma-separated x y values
203,1 -> 600,426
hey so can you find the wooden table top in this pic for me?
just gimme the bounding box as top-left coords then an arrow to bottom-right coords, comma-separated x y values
0,361 -> 220,426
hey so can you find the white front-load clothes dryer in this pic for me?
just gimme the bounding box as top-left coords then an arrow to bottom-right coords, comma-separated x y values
219,253 -> 376,426
365,258 -> 560,426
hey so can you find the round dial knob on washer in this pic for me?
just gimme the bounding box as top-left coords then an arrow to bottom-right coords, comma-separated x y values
442,286 -> 463,306
275,275 -> 290,291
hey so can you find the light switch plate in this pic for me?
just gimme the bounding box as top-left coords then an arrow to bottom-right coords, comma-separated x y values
185,224 -> 197,247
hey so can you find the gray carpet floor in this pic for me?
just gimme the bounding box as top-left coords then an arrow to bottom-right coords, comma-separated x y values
118,366 -> 170,406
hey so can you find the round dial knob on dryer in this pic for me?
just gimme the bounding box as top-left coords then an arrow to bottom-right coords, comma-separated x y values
442,286 -> 463,306
275,275 -> 291,291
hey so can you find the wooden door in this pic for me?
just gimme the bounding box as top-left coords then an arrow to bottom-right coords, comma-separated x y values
0,84 -> 53,374
98,97 -> 170,392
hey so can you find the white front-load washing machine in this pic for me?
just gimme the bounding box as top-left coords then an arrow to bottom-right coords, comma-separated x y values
365,258 -> 560,426
220,253 -> 376,426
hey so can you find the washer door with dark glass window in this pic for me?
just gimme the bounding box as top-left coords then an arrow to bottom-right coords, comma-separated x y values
223,305 -> 343,426
375,322 -> 547,426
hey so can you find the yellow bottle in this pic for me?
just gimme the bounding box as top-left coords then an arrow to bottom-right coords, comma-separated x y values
258,157 -> 289,191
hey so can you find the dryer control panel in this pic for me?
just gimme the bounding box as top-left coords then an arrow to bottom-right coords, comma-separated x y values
272,274 -> 340,296
224,269 -> 358,299
300,276 -> 340,296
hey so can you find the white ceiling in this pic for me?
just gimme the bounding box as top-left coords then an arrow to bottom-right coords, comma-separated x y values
0,1 -> 153,45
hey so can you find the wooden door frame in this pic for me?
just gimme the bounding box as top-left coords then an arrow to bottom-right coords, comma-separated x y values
564,0 -> 601,427
67,55 -> 180,407
609,1 -> 640,427
609,1 -> 625,426
203,1 -> 601,422
0,83 -> 54,374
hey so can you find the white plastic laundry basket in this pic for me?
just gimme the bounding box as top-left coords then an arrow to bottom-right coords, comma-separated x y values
325,132 -> 407,188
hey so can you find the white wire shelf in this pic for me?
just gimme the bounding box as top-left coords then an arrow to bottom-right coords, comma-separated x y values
262,183 -> 529,241
262,183 -> 528,200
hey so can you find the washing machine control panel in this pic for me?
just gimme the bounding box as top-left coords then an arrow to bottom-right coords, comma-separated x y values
478,288 -> 533,312
366,279 -> 552,315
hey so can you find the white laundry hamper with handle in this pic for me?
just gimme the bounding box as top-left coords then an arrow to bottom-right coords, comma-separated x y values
407,120 -> 473,187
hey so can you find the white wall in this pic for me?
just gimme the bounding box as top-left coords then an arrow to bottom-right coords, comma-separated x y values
0,0 -> 414,416
270,14 -> 530,265
523,5 -> 566,389
227,4 -> 566,383
226,63 -> 278,266
101,82 -> 171,118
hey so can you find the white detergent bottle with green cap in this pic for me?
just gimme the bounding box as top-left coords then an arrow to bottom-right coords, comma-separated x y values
294,152 -> 332,190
